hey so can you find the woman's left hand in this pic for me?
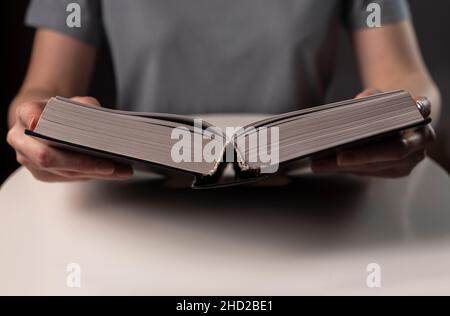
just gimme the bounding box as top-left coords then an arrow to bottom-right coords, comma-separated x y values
311,89 -> 435,178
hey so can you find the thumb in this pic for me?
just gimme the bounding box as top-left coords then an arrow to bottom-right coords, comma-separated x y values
70,96 -> 101,107
355,88 -> 382,99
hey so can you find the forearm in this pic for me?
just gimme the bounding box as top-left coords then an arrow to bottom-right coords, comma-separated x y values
352,21 -> 442,125
8,29 -> 98,129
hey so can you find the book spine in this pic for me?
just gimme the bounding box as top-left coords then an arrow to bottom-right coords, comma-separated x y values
230,137 -> 251,172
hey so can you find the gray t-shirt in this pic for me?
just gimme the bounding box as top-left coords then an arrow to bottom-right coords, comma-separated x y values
26,0 -> 410,114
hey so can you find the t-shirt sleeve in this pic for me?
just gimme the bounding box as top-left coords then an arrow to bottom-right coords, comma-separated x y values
25,0 -> 103,46
342,0 -> 411,30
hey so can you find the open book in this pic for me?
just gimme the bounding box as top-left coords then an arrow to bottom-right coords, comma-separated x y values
26,91 -> 430,188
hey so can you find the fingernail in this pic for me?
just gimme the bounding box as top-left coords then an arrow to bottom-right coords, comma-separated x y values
337,153 -> 359,167
95,161 -> 115,174
29,116 -> 37,130
311,159 -> 334,172
114,164 -> 133,178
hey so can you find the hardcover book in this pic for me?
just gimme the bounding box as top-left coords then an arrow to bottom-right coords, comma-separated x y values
26,91 -> 430,188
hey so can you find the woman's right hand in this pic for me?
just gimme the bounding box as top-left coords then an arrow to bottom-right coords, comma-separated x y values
6,96 -> 133,182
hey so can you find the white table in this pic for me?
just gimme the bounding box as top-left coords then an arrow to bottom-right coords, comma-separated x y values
1,159 -> 449,295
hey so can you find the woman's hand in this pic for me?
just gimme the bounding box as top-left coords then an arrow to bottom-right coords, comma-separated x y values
6,96 -> 133,182
311,89 -> 435,178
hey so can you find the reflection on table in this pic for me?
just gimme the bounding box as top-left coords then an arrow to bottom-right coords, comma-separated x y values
0,159 -> 449,295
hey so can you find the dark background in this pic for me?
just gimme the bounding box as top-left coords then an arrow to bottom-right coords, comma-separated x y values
1,1 -> 449,184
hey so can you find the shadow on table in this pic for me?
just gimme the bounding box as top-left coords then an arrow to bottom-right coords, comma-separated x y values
77,172 -> 445,253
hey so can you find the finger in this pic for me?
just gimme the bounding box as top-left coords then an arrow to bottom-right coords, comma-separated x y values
24,161 -> 131,181
402,125 -> 435,146
46,147 -> 118,174
344,151 -> 425,174
337,128 -> 432,167
26,167 -> 86,183
355,88 -> 382,99
10,121 -> 133,177
15,152 -> 30,167
313,151 -> 425,175
17,101 -> 46,129
21,152 -> 132,180
52,171 -> 131,180
345,166 -> 418,179
12,133 -> 118,175
311,156 -> 340,174
53,164 -> 133,180
71,96 -> 101,107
